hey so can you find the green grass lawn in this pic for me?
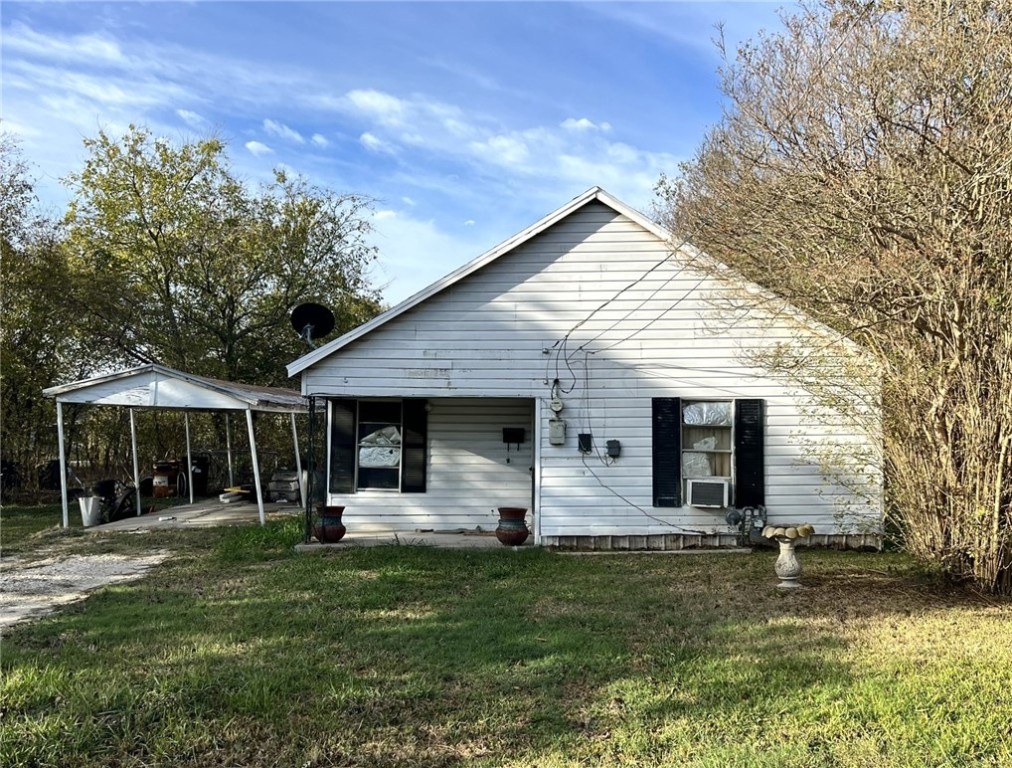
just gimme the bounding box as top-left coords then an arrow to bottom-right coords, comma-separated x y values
0,497 -> 191,557
1,502 -> 70,549
2,508 -> 1011,767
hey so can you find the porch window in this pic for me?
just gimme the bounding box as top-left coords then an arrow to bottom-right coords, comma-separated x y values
329,399 -> 427,494
357,401 -> 402,489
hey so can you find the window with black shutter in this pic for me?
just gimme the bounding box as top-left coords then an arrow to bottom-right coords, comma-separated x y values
329,398 -> 428,493
681,400 -> 733,502
652,397 -> 765,508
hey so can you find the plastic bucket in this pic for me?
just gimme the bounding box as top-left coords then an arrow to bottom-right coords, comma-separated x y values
78,496 -> 103,527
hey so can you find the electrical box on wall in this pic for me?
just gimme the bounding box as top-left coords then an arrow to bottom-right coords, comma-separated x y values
548,418 -> 566,445
502,427 -> 525,445
606,440 -> 621,458
578,433 -> 593,453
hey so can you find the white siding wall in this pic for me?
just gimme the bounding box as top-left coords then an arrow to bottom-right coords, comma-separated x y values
306,201 -> 881,538
328,398 -> 533,532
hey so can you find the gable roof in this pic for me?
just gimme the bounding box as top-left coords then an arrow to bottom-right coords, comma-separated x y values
43,363 -> 306,413
287,186 -> 867,379
287,187 -> 664,377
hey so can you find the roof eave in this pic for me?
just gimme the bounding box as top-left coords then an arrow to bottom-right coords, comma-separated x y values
43,363 -> 307,412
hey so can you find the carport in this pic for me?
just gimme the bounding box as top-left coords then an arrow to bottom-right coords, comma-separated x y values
43,364 -> 308,528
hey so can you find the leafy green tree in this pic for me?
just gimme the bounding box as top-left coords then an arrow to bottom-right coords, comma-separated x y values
64,126 -> 381,385
659,0 -> 1012,592
1,134 -> 90,495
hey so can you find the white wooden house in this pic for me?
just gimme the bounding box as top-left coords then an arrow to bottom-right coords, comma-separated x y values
288,188 -> 882,550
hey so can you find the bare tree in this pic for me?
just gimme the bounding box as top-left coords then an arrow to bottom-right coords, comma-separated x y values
658,0 -> 1012,593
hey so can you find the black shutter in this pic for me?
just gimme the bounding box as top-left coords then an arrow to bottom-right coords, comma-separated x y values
652,397 -> 681,507
734,398 -> 765,507
329,399 -> 356,493
401,399 -> 428,493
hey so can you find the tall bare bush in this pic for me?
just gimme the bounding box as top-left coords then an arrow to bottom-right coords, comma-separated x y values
658,0 -> 1012,592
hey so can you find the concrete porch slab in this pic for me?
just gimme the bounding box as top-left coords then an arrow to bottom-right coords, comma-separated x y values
87,502 -> 523,550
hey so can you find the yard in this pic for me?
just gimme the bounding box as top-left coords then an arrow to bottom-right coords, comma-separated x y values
2,506 -> 1010,767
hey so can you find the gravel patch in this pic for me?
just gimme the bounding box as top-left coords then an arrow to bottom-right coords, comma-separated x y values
1,550 -> 170,628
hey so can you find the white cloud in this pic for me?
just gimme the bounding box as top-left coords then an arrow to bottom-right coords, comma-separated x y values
468,134 -> 530,167
245,140 -> 273,156
7,60 -> 186,109
464,220 -> 475,226
177,109 -> 207,129
585,2 -> 784,59
3,20 -> 687,268
561,117 -> 611,133
360,132 -> 395,154
442,117 -> 473,139
344,89 -> 408,126
3,22 -> 126,65
316,87 -> 677,207
263,118 -> 304,144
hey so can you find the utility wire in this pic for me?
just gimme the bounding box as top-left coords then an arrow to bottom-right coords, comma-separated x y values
579,453 -> 709,535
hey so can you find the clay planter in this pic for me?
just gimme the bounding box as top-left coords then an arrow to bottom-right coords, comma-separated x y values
314,505 -> 347,544
495,506 -> 529,546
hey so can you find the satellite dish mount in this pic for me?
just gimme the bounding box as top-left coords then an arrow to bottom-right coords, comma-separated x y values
291,303 -> 336,349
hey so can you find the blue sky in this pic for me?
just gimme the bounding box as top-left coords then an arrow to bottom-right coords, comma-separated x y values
2,1 -> 789,305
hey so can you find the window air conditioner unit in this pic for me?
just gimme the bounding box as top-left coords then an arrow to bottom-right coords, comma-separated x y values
687,479 -> 730,508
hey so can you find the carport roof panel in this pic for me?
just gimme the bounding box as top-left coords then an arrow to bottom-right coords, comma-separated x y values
42,364 -> 307,413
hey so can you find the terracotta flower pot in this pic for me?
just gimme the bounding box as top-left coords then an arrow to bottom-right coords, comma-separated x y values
314,505 -> 347,543
495,506 -> 529,546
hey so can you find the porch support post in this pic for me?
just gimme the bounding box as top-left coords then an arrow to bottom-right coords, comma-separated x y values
184,412 -> 194,504
533,398 -> 542,546
291,412 -> 305,510
56,401 -> 69,528
304,397 -> 316,544
246,409 -> 266,526
129,408 -> 142,517
225,413 -> 235,487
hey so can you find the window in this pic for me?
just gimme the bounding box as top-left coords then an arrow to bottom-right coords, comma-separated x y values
652,397 -> 765,508
329,399 -> 428,494
357,401 -> 402,489
681,400 -> 732,499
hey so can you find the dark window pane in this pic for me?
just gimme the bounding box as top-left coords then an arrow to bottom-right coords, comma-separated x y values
358,467 -> 400,490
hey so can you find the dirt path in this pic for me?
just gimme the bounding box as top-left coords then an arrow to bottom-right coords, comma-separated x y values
1,550 -> 170,628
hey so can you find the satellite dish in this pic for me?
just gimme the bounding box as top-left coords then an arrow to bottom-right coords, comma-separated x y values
291,303 -> 335,348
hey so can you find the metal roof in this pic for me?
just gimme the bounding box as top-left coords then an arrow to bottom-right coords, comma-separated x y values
43,364 -> 307,413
